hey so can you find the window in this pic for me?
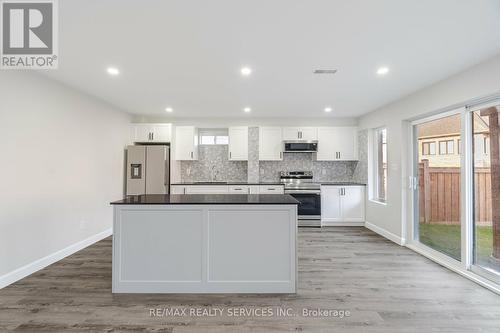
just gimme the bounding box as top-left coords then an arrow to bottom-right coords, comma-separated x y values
457,139 -> 461,154
422,141 -> 436,155
371,127 -> 387,203
439,140 -> 454,154
199,128 -> 229,145
484,136 -> 490,154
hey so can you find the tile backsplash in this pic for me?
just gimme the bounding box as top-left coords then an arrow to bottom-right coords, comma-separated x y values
180,145 -> 247,182
259,153 -> 357,182
180,127 -> 365,183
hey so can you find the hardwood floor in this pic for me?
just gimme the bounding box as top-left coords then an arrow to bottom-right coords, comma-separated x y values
1,227 -> 499,332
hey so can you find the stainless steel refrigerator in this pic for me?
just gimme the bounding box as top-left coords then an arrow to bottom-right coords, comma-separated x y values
126,145 -> 170,195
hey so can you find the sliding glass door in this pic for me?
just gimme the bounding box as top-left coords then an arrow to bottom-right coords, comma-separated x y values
410,102 -> 500,285
471,105 -> 500,281
412,112 -> 463,261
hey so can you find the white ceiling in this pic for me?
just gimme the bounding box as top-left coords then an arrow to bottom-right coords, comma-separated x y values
44,0 -> 500,118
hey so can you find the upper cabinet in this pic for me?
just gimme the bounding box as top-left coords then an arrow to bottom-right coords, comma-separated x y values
228,126 -> 248,161
131,123 -> 172,143
282,127 -> 317,141
316,127 -> 358,161
259,127 -> 283,161
174,126 -> 198,160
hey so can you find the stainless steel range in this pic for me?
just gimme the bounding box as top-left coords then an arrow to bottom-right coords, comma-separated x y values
280,171 -> 321,227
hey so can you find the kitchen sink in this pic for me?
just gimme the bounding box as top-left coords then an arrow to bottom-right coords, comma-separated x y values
193,181 -> 228,184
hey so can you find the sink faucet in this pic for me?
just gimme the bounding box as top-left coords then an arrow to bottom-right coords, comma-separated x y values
211,165 -> 219,181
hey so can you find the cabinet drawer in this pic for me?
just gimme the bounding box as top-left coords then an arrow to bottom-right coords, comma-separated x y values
185,185 -> 229,194
259,185 -> 284,194
171,185 -> 186,194
228,185 -> 250,194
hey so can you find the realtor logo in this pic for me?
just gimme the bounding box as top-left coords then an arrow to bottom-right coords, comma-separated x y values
1,0 -> 58,69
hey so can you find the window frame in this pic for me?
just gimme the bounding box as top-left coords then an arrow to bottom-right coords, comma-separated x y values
369,127 -> 387,204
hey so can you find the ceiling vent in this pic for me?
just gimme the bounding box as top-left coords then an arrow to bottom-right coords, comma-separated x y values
313,69 -> 337,74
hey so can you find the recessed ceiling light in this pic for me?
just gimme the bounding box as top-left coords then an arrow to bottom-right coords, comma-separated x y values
376,66 -> 389,76
240,67 -> 252,76
107,67 -> 120,76
324,107 -> 332,113
243,107 -> 251,113
165,107 -> 173,113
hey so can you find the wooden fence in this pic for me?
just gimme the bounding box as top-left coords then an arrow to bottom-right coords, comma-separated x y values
418,160 -> 492,224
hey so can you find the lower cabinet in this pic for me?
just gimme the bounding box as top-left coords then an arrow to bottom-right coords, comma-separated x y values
185,186 -> 229,194
258,185 -> 284,194
170,185 -> 284,195
171,185 -> 187,194
321,185 -> 365,225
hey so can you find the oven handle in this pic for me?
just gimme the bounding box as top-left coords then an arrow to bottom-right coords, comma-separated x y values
285,190 -> 321,194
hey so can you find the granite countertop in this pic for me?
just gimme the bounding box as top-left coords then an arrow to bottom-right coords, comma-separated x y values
111,194 -> 299,205
171,182 -> 284,185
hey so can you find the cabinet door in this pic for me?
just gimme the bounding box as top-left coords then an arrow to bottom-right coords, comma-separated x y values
316,127 -> 337,161
341,186 -> 365,222
259,127 -> 283,160
152,124 -> 172,142
337,127 -> 358,161
185,185 -> 229,194
228,127 -> 248,161
133,124 -> 153,142
299,127 -> 317,141
174,126 -> 198,160
228,185 -> 250,194
171,185 -> 186,194
320,186 -> 343,224
282,127 -> 300,140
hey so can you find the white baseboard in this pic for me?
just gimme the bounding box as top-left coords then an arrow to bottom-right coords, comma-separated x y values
322,222 -> 365,227
364,221 -> 404,245
0,228 -> 112,289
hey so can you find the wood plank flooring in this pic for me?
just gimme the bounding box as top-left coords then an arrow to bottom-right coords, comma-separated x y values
1,227 -> 499,332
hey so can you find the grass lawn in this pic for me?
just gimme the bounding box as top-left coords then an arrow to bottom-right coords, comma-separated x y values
419,223 -> 493,264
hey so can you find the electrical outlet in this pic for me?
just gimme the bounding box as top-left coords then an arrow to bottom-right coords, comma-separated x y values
322,168 -> 327,175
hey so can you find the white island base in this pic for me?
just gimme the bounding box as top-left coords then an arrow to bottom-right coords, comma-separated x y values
112,201 -> 297,293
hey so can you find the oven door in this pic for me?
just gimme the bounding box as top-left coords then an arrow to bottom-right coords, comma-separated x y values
285,190 -> 321,220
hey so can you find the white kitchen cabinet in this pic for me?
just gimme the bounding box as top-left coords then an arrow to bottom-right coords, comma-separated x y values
259,127 -> 283,161
185,185 -> 229,194
228,127 -> 248,161
259,185 -> 284,194
282,127 -> 317,141
321,185 -> 365,225
228,185 -> 250,194
131,123 -> 172,143
174,126 -> 198,160
171,185 -> 186,194
316,127 -> 358,161
248,185 -> 260,194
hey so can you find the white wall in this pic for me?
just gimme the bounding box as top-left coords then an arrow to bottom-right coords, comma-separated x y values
0,72 -> 131,280
358,54 -> 500,241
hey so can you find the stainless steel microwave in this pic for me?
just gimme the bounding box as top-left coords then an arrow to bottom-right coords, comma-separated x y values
283,141 -> 318,153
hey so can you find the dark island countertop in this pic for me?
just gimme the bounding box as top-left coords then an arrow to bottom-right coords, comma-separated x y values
171,181 -> 366,186
111,194 -> 299,205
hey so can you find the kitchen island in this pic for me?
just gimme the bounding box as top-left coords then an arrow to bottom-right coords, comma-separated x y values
110,194 -> 298,293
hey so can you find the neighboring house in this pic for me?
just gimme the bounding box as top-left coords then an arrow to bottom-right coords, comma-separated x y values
417,113 -> 491,168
